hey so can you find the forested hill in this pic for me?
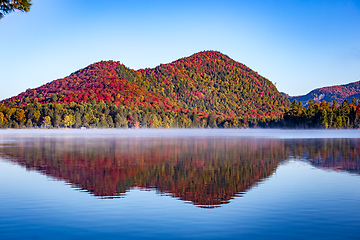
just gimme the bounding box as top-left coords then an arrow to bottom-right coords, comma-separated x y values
288,80 -> 360,106
2,60 -> 180,112
135,51 -> 289,119
0,51 -> 290,128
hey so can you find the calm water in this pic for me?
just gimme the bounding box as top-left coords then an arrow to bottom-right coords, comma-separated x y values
0,129 -> 360,239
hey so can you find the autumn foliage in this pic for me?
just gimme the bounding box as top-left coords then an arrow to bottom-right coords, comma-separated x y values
0,51 -> 290,128
288,81 -> 360,106
1,136 -> 358,207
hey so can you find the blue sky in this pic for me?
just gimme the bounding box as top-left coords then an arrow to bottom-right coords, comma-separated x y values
1,0 -> 359,101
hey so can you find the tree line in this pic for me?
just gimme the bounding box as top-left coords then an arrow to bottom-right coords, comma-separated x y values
1,97 -> 359,129
279,98 -> 360,129
0,101 -> 264,129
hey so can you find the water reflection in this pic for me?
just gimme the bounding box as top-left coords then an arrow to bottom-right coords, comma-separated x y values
0,133 -> 359,208
292,138 -> 360,175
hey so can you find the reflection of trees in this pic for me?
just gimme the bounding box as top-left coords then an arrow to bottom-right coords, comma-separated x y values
1,136 -> 359,207
133,138 -> 285,207
288,139 -> 360,174
0,137 -> 285,207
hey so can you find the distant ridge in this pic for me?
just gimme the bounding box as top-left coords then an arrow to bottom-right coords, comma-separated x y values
288,80 -> 360,105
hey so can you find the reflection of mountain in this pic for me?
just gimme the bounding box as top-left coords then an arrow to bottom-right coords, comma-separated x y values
0,136 -> 285,208
1,136 -> 359,207
289,139 -> 360,175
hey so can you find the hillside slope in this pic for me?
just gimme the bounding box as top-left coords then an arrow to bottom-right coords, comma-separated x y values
2,61 -> 180,111
133,51 -> 289,119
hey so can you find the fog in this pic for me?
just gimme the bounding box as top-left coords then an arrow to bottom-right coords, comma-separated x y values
0,128 -> 359,141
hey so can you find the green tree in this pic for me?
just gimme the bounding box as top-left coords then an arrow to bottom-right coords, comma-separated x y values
53,114 -> 61,128
25,118 -> 32,128
98,115 -> 108,128
334,116 -> 343,128
82,114 -> 90,128
51,94 -> 58,103
321,109 -> 329,129
207,112 -> 217,128
114,113 -> 128,128
351,97 -> 356,106
106,115 -> 114,128
33,110 -> 41,124
75,112 -> 82,128
0,0 -> 32,19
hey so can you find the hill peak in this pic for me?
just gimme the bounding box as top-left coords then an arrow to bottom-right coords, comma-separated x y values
136,51 -> 289,119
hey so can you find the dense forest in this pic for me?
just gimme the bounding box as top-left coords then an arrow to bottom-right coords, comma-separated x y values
0,51 -> 359,129
1,97 -> 359,129
0,101 -> 265,129
279,98 -> 360,128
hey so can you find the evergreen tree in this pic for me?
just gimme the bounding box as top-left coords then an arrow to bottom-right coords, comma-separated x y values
106,115 -> 114,128
75,112 -> 82,128
25,118 -> 33,128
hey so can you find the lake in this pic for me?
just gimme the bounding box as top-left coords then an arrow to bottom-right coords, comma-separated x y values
0,129 -> 359,239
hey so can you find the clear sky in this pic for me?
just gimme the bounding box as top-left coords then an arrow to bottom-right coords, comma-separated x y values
1,0 -> 359,101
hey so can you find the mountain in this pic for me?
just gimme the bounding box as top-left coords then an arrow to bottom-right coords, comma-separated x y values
3,60 -> 181,112
0,51 -> 290,128
134,51 -> 289,119
288,80 -> 360,106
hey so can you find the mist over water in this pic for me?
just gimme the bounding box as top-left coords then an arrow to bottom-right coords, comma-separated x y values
0,128 -> 359,139
0,129 -> 359,239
